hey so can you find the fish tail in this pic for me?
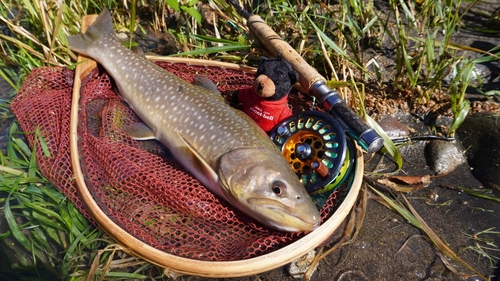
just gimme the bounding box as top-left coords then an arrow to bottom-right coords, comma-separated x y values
67,8 -> 115,56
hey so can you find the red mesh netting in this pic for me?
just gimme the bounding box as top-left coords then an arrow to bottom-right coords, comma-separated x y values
10,62 -> 351,261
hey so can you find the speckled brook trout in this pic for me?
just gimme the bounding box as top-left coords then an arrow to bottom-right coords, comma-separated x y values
67,8 -> 320,232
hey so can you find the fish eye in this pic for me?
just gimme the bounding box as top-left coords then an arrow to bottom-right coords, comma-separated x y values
272,181 -> 286,196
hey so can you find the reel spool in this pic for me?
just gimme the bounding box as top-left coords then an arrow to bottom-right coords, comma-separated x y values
270,111 -> 355,193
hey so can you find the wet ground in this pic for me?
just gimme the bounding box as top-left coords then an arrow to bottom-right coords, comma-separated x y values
177,1 -> 500,280
1,1 -> 500,280
173,113 -> 500,281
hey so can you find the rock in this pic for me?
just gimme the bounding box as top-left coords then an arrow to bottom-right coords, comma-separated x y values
288,249 -> 319,279
425,139 -> 466,175
378,116 -> 410,139
456,112 -> 500,194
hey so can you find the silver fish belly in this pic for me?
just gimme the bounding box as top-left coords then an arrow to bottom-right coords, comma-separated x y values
67,8 -> 320,232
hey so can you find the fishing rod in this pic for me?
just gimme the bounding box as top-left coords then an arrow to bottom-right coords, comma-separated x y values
227,0 -> 384,154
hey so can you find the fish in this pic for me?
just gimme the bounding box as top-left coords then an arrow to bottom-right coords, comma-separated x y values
67,8 -> 320,232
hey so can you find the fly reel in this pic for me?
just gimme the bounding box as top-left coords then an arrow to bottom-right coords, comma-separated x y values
270,111 -> 355,193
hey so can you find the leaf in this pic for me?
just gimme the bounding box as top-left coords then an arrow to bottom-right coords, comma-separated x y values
448,100 -> 470,134
0,67 -> 19,91
169,44 -> 250,56
377,175 -> 431,192
4,189 -> 31,250
103,272 -> 148,279
35,127 -> 51,158
190,34 -> 241,45
458,187 -> 500,204
483,90 -> 500,96
181,6 -> 202,24
13,137 -> 31,157
0,164 -> 26,176
165,0 -> 180,11
365,115 -> 403,171
388,175 -> 431,185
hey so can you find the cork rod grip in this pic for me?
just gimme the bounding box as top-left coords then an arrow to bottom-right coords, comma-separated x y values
247,15 -> 325,92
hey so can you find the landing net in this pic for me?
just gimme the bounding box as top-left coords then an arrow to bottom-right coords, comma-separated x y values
10,61 -> 351,261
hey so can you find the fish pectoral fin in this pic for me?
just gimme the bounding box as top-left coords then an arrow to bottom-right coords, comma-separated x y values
123,122 -> 156,140
176,130 -> 220,187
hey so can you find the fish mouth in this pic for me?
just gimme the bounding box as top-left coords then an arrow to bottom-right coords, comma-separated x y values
247,198 -> 321,232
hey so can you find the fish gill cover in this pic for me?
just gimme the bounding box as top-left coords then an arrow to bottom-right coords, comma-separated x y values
10,62 -> 350,261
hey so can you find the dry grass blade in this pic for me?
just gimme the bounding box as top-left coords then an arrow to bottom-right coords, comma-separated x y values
0,33 -> 46,62
316,31 -> 338,81
396,234 -> 426,254
87,244 -> 125,281
402,194 -> 488,280
369,186 -> 488,280
435,250 -> 474,279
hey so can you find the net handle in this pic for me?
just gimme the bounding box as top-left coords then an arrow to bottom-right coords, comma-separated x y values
69,13 -> 364,278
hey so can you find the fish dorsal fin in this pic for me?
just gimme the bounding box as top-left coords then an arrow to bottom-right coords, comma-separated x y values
123,122 -> 156,140
193,75 -> 221,95
176,130 -> 220,189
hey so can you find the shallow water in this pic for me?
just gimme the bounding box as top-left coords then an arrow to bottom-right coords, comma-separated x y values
0,74 -> 14,152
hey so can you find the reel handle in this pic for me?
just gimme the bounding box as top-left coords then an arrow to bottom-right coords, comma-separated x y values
247,15 -> 383,153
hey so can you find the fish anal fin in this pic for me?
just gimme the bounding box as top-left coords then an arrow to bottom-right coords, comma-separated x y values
123,122 -> 156,140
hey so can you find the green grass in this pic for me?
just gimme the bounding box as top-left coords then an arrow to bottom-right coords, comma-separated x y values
1,122 -> 97,280
1,0 -> 499,279
0,122 -> 165,280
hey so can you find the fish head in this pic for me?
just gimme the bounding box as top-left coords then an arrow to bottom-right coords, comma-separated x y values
218,147 -> 321,232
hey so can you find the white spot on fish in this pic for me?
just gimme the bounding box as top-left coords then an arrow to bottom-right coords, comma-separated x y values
155,96 -> 160,102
